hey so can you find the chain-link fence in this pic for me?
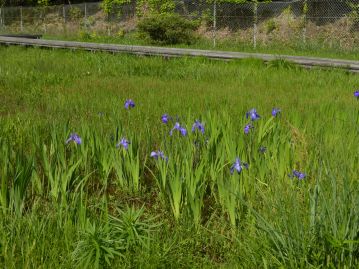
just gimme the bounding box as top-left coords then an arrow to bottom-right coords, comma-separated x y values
1,0 -> 359,51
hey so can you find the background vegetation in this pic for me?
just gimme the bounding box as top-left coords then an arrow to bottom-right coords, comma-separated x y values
1,0 -> 258,8
2,0 -> 359,61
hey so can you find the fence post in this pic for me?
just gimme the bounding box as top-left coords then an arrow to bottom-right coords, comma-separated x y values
0,7 -> 3,29
84,2 -> 88,31
253,1 -> 257,49
85,3 -> 87,19
107,13 -> 109,36
0,7 -> 2,28
20,6 -> 23,32
213,0 -> 217,48
62,5 -> 66,35
302,0 -> 307,44
63,5 -> 66,23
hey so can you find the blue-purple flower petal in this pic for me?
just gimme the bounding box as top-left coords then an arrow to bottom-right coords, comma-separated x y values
151,150 -> 168,161
192,120 -> 205,134
170,122 -> 187,136
244,124 -> 253,134
272,108 -> 281,117
116,138 -> 130,150
161,114 -> 170,124
290,170 -> 306,180
246,109 -> 260,121
124,99 -> 135,109
66,133 -> 82,145
230,158 -> 248,175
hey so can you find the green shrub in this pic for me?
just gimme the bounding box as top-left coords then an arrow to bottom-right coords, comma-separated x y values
138,14 -> 198,45
68,7 -> 82,21
265,19 -> 277,34
79,31 -> 92,40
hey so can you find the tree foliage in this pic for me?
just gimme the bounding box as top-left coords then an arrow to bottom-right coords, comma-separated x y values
138,13 -> 198,44
101,0 -> 131,14
0,0 -> 275,8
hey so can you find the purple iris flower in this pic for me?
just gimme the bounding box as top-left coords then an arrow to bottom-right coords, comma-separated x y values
116,138 -> 130,150
66,133 -> 82,145
170,122 -> 187,136
244,124 -> 253,134
246,109 -> 260,121
170,122 -> 180,136
259,146 -> 267,153
192,120 -> 205,134
354,91 -> 359,99
150,150 -> 168,161
161,114 -> 170,124
290,170 -> 306,180
180,127 -> 187,136
230,158 -> 249,175
272,108 -> 281,117
124,99 -> 135,109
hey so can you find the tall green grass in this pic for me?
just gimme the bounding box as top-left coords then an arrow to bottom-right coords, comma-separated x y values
0,46 -> 358,268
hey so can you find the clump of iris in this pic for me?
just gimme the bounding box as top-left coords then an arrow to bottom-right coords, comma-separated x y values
259,146 -> 267,153
230,158 -> 249,175
246,108 -> 260,121
161,114 -> 170,124
170,122 -> 187,136
116,138 -> 130,150
272,108 -> 281,117
354,90 -> 359,99
66,133 -> 82,145
150,150 -> 168,161
290,170 -> 306,180
192,120 -> 205,134
244,124 -> 253,134
124,99 -> 135,109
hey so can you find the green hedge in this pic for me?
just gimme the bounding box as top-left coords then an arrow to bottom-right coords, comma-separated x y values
138,14 -> 198,45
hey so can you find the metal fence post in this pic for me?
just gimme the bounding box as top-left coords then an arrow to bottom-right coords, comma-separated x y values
0,7 -> 2,28
253,1 -> 258,49
302,0 -> 307,44
85,3 -> 87,19
213,0 -> 217,48
84,2 -> 88,31
63,5 -> 66,23
20,6 -> 23,32
62,5 -> 66,35
107,13 -> 111,36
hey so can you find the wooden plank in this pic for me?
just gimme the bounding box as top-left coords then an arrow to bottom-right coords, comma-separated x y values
0,34 -> 42,39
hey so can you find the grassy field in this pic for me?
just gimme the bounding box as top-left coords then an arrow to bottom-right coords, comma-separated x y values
0,46 -> 358,268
